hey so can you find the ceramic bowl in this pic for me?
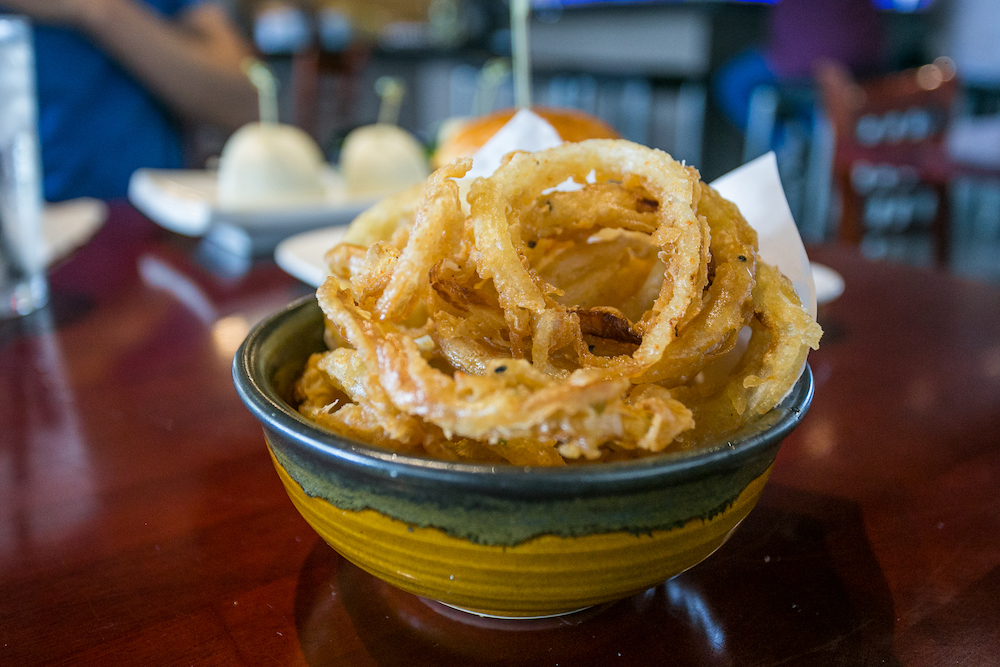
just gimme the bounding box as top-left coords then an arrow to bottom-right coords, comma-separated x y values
234,295 -> 814,618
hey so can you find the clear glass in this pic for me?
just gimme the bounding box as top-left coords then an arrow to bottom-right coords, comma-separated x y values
0,15 -> 47,318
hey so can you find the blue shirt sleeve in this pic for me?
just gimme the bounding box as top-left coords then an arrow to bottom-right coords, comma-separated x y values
34,0 -> 217,201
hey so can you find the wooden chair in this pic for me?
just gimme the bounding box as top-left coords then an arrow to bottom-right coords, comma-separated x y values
816,59 -> 958,265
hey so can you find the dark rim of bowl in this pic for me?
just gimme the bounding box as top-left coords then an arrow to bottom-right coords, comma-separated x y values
234,295 -> 814,496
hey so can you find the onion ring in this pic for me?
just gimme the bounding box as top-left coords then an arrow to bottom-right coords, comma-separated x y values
374,158 -> 472,321
636,182 -> 759,385
316,279 -> 694,459
294,139 -> 821,464
341,182 -> 424,248
671,261 -> 822,446
468,139 -> 709,376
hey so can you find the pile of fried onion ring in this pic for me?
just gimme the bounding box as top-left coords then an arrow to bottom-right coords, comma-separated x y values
294,139 -> 822,465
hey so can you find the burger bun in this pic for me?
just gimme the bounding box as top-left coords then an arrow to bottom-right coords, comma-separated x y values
432,106 -> 620,168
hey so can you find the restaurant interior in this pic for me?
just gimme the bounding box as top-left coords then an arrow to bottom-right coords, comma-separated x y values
220,0 -> 1000,280
3,0 -> 1000,665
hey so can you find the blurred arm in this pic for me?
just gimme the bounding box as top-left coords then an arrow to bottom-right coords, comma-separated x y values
0,0 -> 259,130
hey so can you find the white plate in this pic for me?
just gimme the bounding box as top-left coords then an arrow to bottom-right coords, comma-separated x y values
43,197 -> 107,266
127,168 -> 377,253
811,262 -> 845,305
274,225 -> 348,287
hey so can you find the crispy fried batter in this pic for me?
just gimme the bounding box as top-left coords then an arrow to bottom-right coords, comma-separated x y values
294,139 -> 821,464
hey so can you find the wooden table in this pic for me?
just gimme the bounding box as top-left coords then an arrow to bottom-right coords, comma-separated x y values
2,204 -> 998,665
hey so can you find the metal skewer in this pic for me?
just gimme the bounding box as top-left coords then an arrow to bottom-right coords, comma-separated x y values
510,0 -> 532,109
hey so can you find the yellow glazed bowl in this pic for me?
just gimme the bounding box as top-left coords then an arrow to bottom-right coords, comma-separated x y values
234,296 -> 814,618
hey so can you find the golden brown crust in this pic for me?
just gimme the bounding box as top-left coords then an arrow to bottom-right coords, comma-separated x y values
432,107 -> 621,168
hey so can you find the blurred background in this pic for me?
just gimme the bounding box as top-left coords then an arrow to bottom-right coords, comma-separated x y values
86,0 -> 1000,281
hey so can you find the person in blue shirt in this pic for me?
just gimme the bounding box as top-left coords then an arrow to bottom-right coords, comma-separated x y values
0,0 -> 258,201
712,0 -> 884,131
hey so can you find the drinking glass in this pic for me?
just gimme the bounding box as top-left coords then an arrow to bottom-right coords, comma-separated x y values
0,15 -> 47,318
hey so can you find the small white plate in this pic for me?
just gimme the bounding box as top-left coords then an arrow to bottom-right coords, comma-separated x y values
127,168 -> 377,251
811,262 -> 845,305
274,225 -> 348,286
43,197 -> 107,266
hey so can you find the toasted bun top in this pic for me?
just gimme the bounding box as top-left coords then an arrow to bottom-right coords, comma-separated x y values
432,106 -> 620,168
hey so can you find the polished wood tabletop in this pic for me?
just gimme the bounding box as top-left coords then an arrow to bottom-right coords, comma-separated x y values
2,204 -> 998,665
